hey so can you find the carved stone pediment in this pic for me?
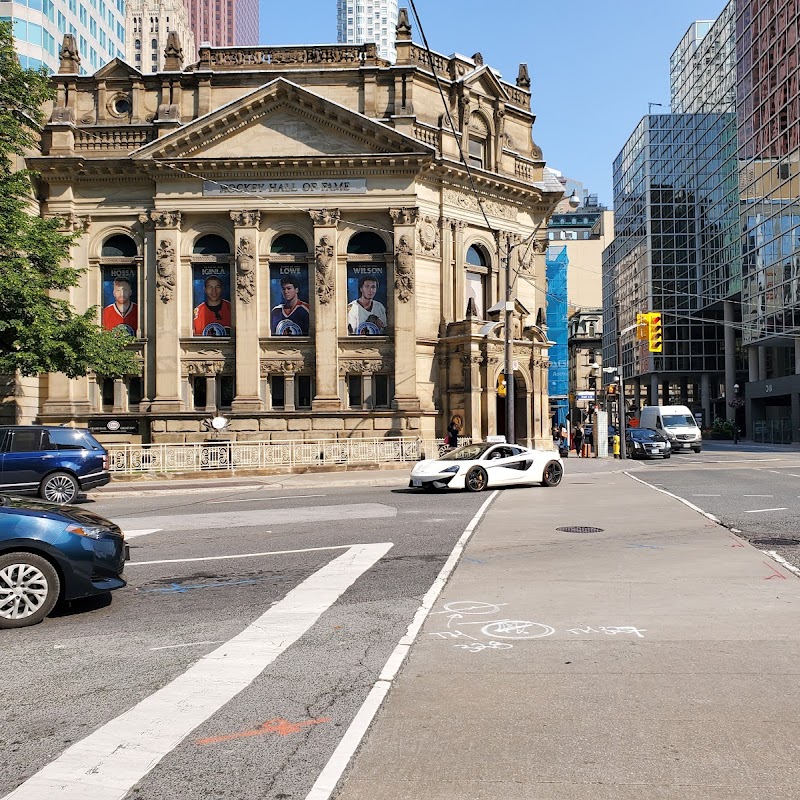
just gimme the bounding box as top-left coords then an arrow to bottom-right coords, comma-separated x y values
130,78 -> 433,162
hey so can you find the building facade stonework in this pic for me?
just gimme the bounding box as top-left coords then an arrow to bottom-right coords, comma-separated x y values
27,15 -> 562,446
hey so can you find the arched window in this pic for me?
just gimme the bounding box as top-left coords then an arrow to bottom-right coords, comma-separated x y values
347,231 -> 386,254
102,234 -> 137,257
465,244 -> 489,318
468,113 -> 490,170
193,234 -> 230,255
134,38 -> 140,50
151,38 -> 157,50
271,233 -> 308,254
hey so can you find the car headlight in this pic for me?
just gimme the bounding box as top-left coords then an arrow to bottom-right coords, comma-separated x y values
66,523 -> 114,540
633,441 -> 643,448
442,465 -> 460,474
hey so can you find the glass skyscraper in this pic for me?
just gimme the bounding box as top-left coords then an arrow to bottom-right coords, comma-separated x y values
1,0 -> 125,72
336,0 -> 398,63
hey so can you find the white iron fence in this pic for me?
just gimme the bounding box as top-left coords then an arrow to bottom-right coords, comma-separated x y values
106,437 -> 471,474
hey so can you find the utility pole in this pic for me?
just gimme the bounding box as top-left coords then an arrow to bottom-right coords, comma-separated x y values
504,233 -> 515,444
615,302 -> 627,460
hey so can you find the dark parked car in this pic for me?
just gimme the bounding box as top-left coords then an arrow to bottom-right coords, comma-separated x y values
626,427 -> 671,459
0,495 -> 127,628
0,426 -> 110,504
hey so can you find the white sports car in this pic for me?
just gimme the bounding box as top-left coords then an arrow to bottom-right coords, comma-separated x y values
409,442 -> 564,492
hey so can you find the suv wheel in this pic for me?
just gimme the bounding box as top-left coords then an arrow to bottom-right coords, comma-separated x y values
0,552 -> 61,628
40,471 -> 79,504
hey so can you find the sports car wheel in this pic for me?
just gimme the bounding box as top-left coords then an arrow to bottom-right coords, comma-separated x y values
541,460 -> 563,487
465,466 -> 488,492
0,552 -> 61,629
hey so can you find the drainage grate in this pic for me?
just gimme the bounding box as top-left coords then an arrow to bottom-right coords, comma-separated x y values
751,537 -> 800,547
556,526 -> 604,534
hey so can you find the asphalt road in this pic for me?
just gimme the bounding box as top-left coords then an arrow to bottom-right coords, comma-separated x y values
621,445 -> 800,572
1,484 -> 491,800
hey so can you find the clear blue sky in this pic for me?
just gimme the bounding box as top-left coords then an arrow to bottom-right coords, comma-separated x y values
259,1 -> 728,208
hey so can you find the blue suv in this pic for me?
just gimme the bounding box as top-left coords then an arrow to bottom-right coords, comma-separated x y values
0,426 -> 110,504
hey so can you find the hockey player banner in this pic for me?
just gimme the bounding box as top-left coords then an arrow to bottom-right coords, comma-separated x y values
269,264 -> 311,336
346,264 -> 388,336
102,266 -> 138,336
192,266 -> 232,337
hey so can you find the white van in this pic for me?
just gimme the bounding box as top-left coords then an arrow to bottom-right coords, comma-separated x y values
638,405 -> 702,453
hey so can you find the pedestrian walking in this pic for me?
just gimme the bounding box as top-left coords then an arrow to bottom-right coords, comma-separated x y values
573,425 -> 584,457
446,418 -> 460,448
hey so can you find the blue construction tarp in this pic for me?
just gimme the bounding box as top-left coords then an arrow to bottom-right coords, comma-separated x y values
546,246 -> 569,426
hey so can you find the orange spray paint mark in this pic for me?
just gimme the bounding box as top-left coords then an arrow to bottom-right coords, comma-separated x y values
197,717 -> 331,746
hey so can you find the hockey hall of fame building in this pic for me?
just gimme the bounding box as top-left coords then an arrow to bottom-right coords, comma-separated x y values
29,12 -> 564,446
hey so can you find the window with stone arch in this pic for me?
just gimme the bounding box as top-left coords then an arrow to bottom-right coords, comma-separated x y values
465,243 -> 490,319
100,234 -> 139,337
346,231 -> 389,337
468,113 -> 491,170
269,233 -> 312,337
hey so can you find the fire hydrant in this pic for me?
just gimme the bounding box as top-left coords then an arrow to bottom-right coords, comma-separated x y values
612,433 -> 621,458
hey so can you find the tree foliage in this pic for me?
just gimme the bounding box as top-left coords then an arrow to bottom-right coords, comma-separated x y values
0,22 -> 138,379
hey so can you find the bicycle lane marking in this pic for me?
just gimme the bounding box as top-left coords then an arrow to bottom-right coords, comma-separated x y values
2,542 -> 392,800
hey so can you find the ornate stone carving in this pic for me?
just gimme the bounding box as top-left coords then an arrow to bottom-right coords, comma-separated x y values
339,359 -> 386,375
185,360 -> 225,376
416,216 -> 440,257
389,207 -> 419,226
155,239 -> 176,303
50,106 -> 75,124
461,354 -> 484,366
150,210 -> 182,229
443,188 -> 517,221
315,235 -> 336,304
58,33 -> 81,74
516,63 -> 531,90
308,209 -> 340,227
235,237 -> 255,303
58,213 -> 91,233
230,210 -> 261,228
394,235 -> 414,302
163,30 -> 184,71
260,359 -> 304,376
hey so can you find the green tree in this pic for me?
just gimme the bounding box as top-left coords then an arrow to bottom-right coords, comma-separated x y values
0,22 -> 138,379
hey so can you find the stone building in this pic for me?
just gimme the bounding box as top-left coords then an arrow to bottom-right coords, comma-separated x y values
27,11 -> 563,446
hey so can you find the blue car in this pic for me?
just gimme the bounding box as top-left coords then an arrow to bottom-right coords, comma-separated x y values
0,426 -> 111,504
0,495 -> 127,628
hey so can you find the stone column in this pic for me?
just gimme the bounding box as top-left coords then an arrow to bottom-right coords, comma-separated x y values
453,221 -> 467,319
309,209 -> 341,410
150,210 -> 182,412
439,217 -> 454,328
390,207 -> 421,412
463,352 -> 483,440
724,300 -> 737,421
230,211 -> 261,411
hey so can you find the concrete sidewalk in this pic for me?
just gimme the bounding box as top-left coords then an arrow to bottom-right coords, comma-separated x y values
334,471 -> 800,799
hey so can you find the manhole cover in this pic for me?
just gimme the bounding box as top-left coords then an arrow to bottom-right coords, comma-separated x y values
556,526 -> 604,534
751,537 -> 800,547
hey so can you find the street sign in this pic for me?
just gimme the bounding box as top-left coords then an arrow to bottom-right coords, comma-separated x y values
576,391 -> 596,401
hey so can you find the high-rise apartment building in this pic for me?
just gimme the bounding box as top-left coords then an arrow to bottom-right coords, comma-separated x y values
125,0 -> 195,72
185,0 -> 258,48
337,0 -> 398,63
1,0 -> 125,72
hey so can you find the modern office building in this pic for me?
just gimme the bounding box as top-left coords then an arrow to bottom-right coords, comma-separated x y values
336,0 -> 398,63
1,0 -> 125,72
185,0 -> 258,49
12,13 -> 564,447
124,0 -> 195,72
602,2 -> 742,429
736,0 -> 800,441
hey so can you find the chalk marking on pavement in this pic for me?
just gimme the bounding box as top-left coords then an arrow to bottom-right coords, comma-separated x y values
197,716 -> 331,746
1,541 -> 392,800
305,491 -> 500,800
208,494 -> 326,504
124,529 -> 162,539
763,551 -> 800,578
744,507 -> 788,513
625,473 -> 720,523
128,543 -> 358,567
149,641 -> 223,651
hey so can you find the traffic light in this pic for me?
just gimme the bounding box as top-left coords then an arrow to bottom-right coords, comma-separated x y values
648,313 -> 663,353
607,383 -> 617,395
497,373 -> 507,397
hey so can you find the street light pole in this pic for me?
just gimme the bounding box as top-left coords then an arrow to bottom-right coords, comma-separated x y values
504,233 -> 515,444
615,303 -> 627,460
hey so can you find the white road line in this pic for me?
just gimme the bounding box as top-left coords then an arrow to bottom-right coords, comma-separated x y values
744,494 -> 773,497
763,550 -> 800,578
208,494 -> 326,504
744,507 -> 788,513
692,494 -> 721,497
306,490 -> 500,800
128,543 -> 356,567
2,541 -> 392,800
625,473 -> 720,523
124,529 -> 162,540
149,641 -> 223,651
